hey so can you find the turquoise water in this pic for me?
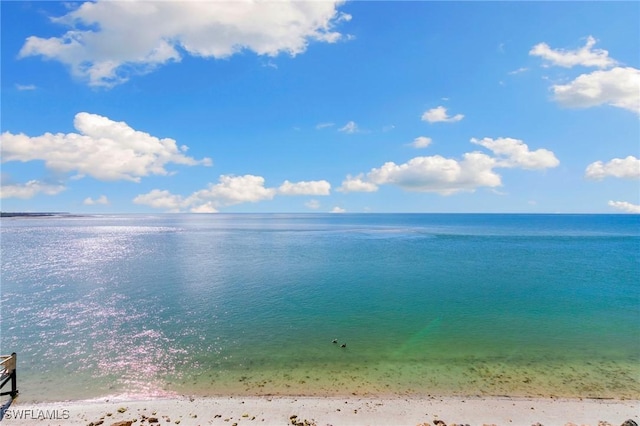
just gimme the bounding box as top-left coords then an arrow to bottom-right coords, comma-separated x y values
1,214 -> 639,401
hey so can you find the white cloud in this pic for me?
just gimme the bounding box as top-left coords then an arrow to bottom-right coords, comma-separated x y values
330,206 -> 346,213
189,203 -> 218,214
132,189 -> 183,212
338,121 -> 359,134
305,199 -> 320,210
0,180 -> 66,199
508,67 -> 529,75
262,60 -> 278,69
367,153 -> 501,195
16,83 -> 37,91
83,195 -> 109,205
471,137 -> 560,170
529,36 -> 639,114
551,67 -> 640,114
421,106 -> 464,123
0,112 -> 212,182
608,200 -> 640,213
491,188 -> 508,196
341,137 -> 558,196
278,180 -> 331,196
410,136 -> 432,149
19,1 -> 351,87
315,122 -> 334,130
585,156 -> 640,180
135,174 -> 331,212
188,175 -> 277,206
337,174 -> 378,193
529,36 -> 617,69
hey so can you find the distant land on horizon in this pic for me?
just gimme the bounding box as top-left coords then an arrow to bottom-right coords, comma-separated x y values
0,212 -> 71,218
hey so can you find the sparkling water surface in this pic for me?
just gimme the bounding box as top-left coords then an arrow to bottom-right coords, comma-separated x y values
1,214 -> 638,401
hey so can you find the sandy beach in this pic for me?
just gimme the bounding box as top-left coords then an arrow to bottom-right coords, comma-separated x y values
2,395 -> 638,426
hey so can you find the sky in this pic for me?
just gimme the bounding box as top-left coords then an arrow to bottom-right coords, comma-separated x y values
1,1 -> 639,214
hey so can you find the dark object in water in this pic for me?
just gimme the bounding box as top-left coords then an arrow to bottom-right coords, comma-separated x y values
332,339 -> 338,344
340,343 -> 346,348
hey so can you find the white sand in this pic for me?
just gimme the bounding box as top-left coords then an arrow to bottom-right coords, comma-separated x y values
2,396 -> 638,426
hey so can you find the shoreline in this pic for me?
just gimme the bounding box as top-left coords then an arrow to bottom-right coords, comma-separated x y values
13,355 -> 640,404
2,395 -> 638,426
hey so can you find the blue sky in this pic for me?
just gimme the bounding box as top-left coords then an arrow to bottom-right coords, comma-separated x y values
1,1 -> 639,214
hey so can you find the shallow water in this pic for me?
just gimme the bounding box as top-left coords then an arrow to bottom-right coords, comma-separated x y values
1,214 -> 638,401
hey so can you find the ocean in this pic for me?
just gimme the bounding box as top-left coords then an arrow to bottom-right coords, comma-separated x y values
1,214 -> 638,402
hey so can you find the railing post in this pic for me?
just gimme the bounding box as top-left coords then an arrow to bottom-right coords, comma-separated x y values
10,353 -> 17,398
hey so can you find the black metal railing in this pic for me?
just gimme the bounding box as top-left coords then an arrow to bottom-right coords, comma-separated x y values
0,353 -> 17,398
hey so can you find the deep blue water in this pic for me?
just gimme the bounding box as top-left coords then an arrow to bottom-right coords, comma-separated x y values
1,214 -> 639,401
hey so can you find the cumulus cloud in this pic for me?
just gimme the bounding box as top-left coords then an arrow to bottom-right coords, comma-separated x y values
18,0 -> 351,87
0,180 -> 66,199
585,156 -> 640,180
410,136 -> 432,149
134,175 -> 331,212
608,200 -> 640,213
305,199 -> 321,210
83,195 -> 109,205
188,175 -> 276,206
132,189 -> 184,212
340,137 -> 559,195
337,174 -> 378,193
529,36 -> 617,69
530,36 -> 639,114
330,206 -> 346,213
471,137 -> 560,170
278,180 -> 331,196
551,67 -> 640,114
367,153 -> 501,195
0,112 -> 211,182
338,121 -> 359,134
189,203 -> 218,213
421,106 -> 464,123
